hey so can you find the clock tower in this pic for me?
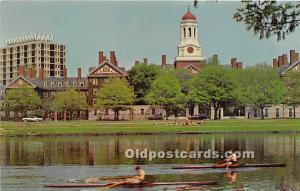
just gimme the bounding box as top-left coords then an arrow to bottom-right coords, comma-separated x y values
174,7 -> 205,71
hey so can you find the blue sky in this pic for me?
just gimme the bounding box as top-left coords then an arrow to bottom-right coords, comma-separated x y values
1,1 -> 300,76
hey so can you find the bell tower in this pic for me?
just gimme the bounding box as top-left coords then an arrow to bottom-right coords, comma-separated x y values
174,7 -> 205,70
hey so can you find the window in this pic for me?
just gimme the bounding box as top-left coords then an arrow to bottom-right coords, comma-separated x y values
141,108 -> 145,115
93,88 -> 98,95
265,109 -> 268,118
289,108 -> 293,118
93,99 -> 97,105
152,108 -> 155,115
93,78 -> 98,85
105,109 -> 109,115
188,27 -> 191,37
94,109 -> 97,115
194,28 -> 196,37
31,44 -> 36,49
183,28 -> 186,37
276,108 -> 280,118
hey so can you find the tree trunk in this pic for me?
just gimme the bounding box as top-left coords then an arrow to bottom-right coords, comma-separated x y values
69,111 -> 72,121
54,111 -> 58,122
214,107 -> 219,120
114,110 -> 119,120
260,107 -> 264,120
63,110 -> 67,121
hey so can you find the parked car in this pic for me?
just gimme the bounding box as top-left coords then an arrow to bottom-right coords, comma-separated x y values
147,114 -> 163,120
22,116 -> 43,122
189,114 -> 208,120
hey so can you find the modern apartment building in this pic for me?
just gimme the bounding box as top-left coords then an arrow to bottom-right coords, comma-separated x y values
0,34 -> 66,86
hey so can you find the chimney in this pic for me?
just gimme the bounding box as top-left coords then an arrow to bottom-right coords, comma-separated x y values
77,67 -> 81,81
18,65 -> 25,76
231,58 -> 237,69
110,51 -> 117,66
99,51 -> 105,64
237,62 -> 243,69
283,54 -> 288,65
273,58 -> 279,68
290,50 -> 296,65
143,58 -> 148,65
135,60 -> 139,66
63,66 -> 67,81
39,68 -> 44,80
278,56 -> 283,67
162,55 -> 166,66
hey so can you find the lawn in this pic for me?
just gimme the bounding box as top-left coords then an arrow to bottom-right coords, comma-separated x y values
1,119 -> 300,136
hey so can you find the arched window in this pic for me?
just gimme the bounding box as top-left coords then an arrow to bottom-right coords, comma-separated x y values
194,28 -> 196,37
183,28 -> 186,37
188,28 -> 192,37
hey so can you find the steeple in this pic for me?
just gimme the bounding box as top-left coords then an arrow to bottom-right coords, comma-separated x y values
174,8 -> 205,70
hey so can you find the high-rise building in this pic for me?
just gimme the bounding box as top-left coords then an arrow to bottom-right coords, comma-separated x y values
174,8 -> 205,71
0,34 -> 66,86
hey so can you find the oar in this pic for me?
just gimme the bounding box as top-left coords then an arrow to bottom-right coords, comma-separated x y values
98,175 -> 131,181
99,180 -> 126,191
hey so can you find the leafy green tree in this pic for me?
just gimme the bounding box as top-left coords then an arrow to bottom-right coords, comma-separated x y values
4,86 -> 42,118
145,72 -> 185,117
188,66 -> 237,120
239,64 -> 284,120
96,78 -> 134,120
128,64 -> 161,104
233,1 -> 300,41
52,88 -> 87,121
283,71 -> 300,118
173,69 -> 193,94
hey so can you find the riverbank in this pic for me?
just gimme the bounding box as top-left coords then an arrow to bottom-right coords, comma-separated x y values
1,119 -> 300,136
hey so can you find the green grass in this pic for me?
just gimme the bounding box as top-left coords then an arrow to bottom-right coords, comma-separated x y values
1,119 -> 300,136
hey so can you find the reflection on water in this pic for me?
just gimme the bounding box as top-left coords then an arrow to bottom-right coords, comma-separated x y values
1,134 -> 300,190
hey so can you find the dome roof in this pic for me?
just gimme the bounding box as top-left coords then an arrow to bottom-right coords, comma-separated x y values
182,10 -> 196,20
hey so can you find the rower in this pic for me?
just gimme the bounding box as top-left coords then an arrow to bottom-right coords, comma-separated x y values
124,165 -> 145,184
100,166 -> 146,190
225,150 -> 238,169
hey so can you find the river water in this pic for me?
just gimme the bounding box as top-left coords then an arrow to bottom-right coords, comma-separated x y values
1,134 -> 300,190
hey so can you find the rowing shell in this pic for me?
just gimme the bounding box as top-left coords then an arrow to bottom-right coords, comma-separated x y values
44,181 -> 218,188
172,163 -> 286,169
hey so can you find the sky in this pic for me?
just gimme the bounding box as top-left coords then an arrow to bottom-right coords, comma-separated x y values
1,1 -> 300,76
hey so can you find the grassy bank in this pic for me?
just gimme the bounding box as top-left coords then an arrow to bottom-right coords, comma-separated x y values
1,119 -> 300,136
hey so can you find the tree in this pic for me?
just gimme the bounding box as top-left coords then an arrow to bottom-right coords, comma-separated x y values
233,1 -> 300,41
52,88 -> 87,121
283,71 -> 300,118
96,78 -> 134,120
145,72 -> 185,117
239,64 -> 284,120
128,64 -> 161,104
188,66 -> 237,120
173,69 -> 193,94
4,86 -> 41,118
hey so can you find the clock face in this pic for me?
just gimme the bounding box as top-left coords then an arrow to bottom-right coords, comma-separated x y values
187,47 -> 194,53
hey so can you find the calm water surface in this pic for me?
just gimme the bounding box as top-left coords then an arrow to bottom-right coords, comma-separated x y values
1,134 -> 300,191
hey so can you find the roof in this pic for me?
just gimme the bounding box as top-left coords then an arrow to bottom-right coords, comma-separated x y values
6,76 -> 88,91
182,10 -> 196,20
279,59 -> 300,76
88,60 -> 127,77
